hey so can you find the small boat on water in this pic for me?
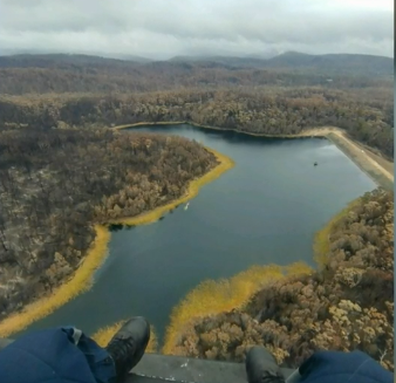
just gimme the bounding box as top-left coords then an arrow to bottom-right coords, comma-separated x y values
184,202 -> 190,211
314,162 -> 318,166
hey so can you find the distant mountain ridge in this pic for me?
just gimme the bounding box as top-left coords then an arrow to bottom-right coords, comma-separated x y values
169,51 -> 393,76
0,53 -> 149,69
0,51 -> 392,77
265,51 -> 393,75
168,55 -> 273,68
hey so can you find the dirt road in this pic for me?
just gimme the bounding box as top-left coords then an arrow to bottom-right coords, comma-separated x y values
299,127 -> 393,189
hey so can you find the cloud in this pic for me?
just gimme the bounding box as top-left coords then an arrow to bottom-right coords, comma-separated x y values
0,0 -> 393,59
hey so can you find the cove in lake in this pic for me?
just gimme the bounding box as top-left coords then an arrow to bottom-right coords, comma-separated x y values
20,124 -> 376,343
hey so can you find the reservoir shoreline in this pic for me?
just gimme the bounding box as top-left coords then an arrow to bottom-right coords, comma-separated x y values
0,147 -> 234,337
114,121 -> 393,190
0,121 -> 384,338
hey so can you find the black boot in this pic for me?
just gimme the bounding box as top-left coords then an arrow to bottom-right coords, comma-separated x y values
246,346 -> 285,383
106,317 -> 150,381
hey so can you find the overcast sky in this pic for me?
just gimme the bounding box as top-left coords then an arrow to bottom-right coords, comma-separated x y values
0,0 -> 393,59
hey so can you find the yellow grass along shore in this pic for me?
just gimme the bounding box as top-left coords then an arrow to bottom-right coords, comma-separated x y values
161,195 -> 367,354
106,147 -> 235,227
162,262 -> 313,355
1,121 -> 389,339
0,225 -> 111,337
313,197 -> 362,268
0,147 -> 234,338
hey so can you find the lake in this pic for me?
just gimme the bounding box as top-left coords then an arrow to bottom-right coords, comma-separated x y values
20,124 -> 376,343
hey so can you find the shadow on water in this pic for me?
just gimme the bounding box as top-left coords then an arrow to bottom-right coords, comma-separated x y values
19,123 -> 376,343
108,224 -> 136,232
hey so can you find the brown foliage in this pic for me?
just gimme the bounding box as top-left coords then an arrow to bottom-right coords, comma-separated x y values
0,128 -> 217,319
170,189 -> 394,371
1,85 -> 392,158
0,53 -> 392,95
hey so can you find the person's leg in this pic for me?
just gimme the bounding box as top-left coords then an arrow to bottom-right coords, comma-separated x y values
245,346 -> 286,383
246,348 -> 394,383
63,316 -> 150,383
0,326 -> 106,383
297,350 -> 393,383
0,316 -> 150,383
62,325 -> 117,383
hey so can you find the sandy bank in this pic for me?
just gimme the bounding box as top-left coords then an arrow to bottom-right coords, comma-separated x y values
116,122 -> 393,190
0,148 -> 234,337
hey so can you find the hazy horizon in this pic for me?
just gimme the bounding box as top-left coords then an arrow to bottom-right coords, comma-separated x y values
0,0 -> 393,60
0,50 -> 393,62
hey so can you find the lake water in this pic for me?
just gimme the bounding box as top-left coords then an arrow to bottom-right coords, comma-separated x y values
21,124 -> 376,343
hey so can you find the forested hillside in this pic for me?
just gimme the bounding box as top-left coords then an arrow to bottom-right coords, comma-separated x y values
264,52 -> 393,76
1,53 -> 392,158
0,52 -> 393,361
0,128 -> 217,319
165,189 -> 394,371
1,86 -> 393,158
0,52 -> 392,95
171,52 -> 393,76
